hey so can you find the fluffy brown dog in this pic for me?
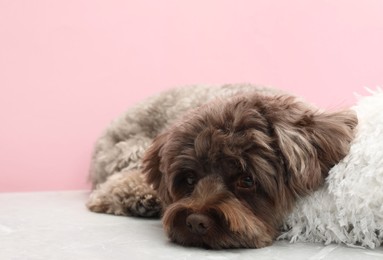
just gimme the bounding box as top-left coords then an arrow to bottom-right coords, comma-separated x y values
143,93 -> 357,248
87,85 -> 357,249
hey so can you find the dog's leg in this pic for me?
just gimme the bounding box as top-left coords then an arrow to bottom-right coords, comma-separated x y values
87,170 -> 162,218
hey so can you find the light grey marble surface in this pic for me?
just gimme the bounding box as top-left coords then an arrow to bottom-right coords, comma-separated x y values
1,191 -> 382,260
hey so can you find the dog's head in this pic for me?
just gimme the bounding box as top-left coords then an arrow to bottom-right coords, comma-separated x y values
143,93 -> 357,249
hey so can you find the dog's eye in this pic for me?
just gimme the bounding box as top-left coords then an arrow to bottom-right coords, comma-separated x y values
186,175 -> 196,186
237,175 -> 255,189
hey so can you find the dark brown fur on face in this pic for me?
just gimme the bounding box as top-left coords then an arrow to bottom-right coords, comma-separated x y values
143,93 -> 357,249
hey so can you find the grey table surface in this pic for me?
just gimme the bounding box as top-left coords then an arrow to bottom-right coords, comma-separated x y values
1,191 -> 382,260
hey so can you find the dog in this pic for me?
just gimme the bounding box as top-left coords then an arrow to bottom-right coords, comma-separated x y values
87,84 -> 357,249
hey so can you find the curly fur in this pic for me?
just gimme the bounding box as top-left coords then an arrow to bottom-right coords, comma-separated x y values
88,84 -> 278,217
87,84 -> 358,249
89,84 -> 276,187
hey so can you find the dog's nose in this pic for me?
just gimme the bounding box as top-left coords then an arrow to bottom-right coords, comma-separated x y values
186,213 -> 212,235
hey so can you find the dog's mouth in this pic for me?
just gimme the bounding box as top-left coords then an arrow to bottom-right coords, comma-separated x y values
161,192 -> 276,249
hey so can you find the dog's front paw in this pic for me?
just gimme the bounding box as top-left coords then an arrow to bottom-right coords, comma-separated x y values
87,189 -> 162,218
86,171 -> 162,218
128,194 -> 162,218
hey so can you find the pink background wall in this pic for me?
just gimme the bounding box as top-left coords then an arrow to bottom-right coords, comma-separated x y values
1,1 -> 382,192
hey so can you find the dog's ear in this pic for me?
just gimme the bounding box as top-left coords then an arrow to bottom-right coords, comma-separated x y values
270,96 -> 357,196
143,132 -> 172,205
